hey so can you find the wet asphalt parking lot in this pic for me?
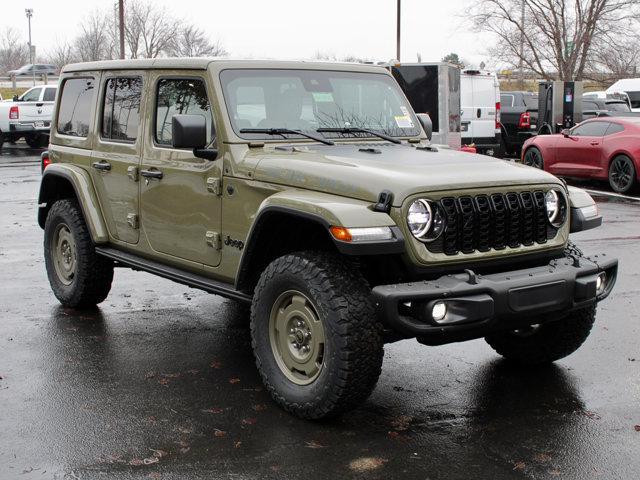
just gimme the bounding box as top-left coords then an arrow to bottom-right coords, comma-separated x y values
0,144 -> 639,479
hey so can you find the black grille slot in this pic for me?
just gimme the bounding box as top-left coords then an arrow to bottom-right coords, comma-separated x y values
426,190 -> 559,255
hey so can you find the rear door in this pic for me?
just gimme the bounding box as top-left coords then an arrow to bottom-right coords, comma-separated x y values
90,72 -> 146,245
471,75 -> 497,142
552,121 -> 608,176
460,75 -> 473,140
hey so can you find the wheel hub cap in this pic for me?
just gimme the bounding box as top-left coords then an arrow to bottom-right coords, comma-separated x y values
52,224 -> 76,286
269,291 -> 325,385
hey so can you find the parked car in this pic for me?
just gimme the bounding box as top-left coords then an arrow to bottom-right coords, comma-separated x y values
7,64 -> 57,77
583,90 -> 632,110
521,117 -> 640,193
500,91 -> 539,157
0,85 -> 57,149
582,97 -> 633,119
38,58 -> 616,419
460,69 -> 502,156
606,79 -> 640,112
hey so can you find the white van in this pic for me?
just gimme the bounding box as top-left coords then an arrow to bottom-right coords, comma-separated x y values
606,79 -> 640,112
460,69 -> 502,156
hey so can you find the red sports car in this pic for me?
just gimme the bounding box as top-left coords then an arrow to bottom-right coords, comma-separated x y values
521,117 -> 640,193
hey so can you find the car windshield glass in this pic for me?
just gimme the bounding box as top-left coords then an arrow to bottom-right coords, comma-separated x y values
220,69 -> 421,141
628,91 -> 640,109
606,102 -> 631,112
523,95 -> 538,109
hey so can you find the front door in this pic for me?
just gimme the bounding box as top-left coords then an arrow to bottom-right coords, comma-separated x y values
90,73 -> 145,244
139,73 -> 222,268
553,121 -> 608,176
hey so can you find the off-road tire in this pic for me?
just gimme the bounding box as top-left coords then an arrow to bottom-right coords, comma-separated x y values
44,199 -> 114,308
250,251 -> 384,419
484,305 -> 596,365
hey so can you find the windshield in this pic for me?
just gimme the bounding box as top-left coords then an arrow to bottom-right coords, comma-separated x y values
606,101 -> 631,112
220,69 -> 421,141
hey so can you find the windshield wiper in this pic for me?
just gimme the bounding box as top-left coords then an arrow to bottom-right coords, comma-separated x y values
239,128 -> 334,146
316,127 -> 401,144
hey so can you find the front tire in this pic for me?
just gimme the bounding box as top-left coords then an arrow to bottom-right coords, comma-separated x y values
523,146 -> 544,169
250,251 -> 384,419
485,305 -> 596,365
44,199 -> 114,308
608,155 -> 637,194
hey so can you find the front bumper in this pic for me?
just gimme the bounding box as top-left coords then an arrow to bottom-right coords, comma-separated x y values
372,253 -> 617,345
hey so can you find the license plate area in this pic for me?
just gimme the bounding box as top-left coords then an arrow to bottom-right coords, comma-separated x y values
35,121 -> 45,128
508,280 -> 567,312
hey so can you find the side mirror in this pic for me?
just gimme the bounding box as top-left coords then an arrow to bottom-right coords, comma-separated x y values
416,113 -> 433,141
561,129 -> 570,138
171,114 -> 218,160
12,95 -> 19,102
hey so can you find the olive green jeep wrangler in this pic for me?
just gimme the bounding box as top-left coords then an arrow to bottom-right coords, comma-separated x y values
39,59 -> 617,419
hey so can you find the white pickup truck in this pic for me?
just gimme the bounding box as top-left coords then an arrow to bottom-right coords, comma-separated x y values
0,85 -> 57,149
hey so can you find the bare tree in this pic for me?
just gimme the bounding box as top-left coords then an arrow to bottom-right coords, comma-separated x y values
75,11 -> 114,62
168,24 -> 227,57
469,0 -> 640,81
590,35 -> 639,82
126,0 -> 175,58
0,27 -> 29,73
44,41 -> 79,70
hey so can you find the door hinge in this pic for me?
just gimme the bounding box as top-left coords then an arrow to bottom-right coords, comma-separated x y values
206,177 -> 222,196
126,213 -> 139,229
127,166 -> 139,182
205,231 -> 221,250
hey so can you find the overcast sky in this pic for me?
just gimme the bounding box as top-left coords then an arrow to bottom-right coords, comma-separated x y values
5,0 -> 496,67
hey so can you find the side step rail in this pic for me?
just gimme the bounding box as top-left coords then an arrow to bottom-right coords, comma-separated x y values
95,246 -> 252,303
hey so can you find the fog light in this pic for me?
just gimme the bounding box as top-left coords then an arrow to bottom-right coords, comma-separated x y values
432,302 -> 447,322
596,272 -> 606,295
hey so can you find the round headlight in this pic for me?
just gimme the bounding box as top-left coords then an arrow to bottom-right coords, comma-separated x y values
407,199 -> 432,238
545,190 -> 559,223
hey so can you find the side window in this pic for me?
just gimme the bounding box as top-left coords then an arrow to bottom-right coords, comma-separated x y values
500,94 -> 514,107
605,123 -> 624,136
101,77 -> 142,142
155,78 -> 213,146
57,78 -> 95,137
571,122 -> 609,137
21,88 -> 42,102
43,88 -> 57,102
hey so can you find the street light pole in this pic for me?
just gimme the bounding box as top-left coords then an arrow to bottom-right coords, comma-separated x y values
25,8 -> 34,86
396,0 -> 401,62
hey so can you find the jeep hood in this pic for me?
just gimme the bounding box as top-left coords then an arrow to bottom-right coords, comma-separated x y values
252,144 -> 563,206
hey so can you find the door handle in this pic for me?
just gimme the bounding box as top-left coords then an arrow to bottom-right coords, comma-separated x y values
92,161 -> 111,171
590,141 -> 599,146
140,169 -> 163,180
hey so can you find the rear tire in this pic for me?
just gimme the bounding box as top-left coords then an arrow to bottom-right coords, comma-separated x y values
26,135 -> 45,149
44,199 -> 114,308
608,155 -> 637,194
0,131 -> 4,150
250,251 -> 384,419
485,306 -> 596,365
523,146 -> 544,169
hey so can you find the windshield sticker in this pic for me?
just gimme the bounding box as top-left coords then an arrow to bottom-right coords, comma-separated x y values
394,115 -> 414,128
400,105 -> 410,116
312,92 -> 334,103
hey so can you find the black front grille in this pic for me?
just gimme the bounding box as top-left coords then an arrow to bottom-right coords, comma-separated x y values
426,191 -> 558,255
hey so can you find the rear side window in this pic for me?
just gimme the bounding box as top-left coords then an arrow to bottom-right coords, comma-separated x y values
155,78 -> 213,146
43,88 -> 56,102
571,121 -> 609,137
102,77 -> 143,142
57,78 -> 95,137
605,123 -> 624,135
523,95 -> 538,108
500,94 -> 514,107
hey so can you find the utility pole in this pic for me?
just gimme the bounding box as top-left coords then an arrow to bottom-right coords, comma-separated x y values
25,8 -> 34,86
118,0 -> 125,59
396,0 -> 401,62
518,0 -> 525,89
